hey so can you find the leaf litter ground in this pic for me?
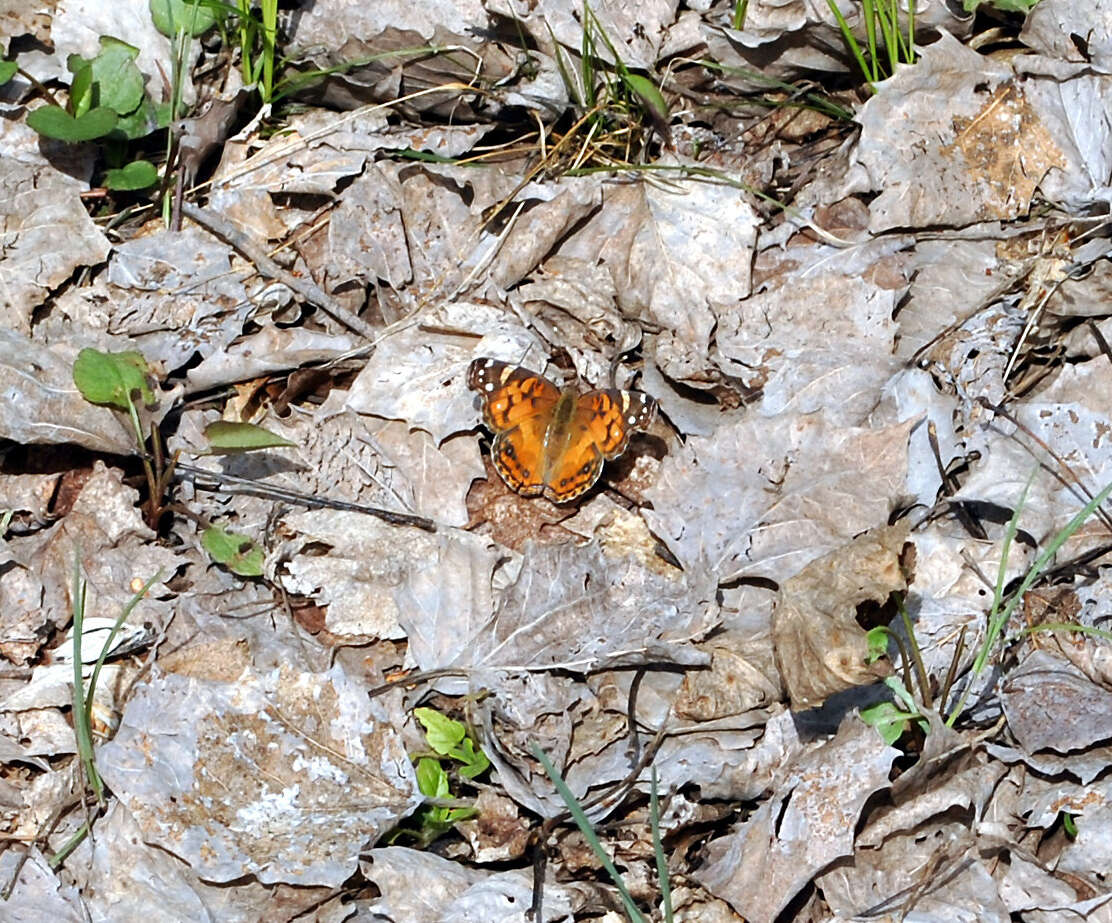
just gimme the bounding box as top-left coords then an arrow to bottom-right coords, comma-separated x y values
2,0 -> 1112,920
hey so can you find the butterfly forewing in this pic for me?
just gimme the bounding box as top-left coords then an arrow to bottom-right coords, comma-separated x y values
577,389 -> 657,459
467,358 -> 560,431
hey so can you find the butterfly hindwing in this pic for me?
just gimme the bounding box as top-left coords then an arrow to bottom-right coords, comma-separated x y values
490,419 -> 551,496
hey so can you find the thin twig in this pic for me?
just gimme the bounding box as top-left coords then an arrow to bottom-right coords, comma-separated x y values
977,397 -> 1112,534
180,202 -> 378,340
173,461 -> 436,532
1002,256 -> 1084,387
928,420 -> 987,540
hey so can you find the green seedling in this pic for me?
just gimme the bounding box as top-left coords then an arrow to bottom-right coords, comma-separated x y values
72,348 -> 155,411
27,36 -> 162,190
73,348 -> 163,522
73,38 -> 145,117
74,348 -> 167,528
103,160 -> 160,190
73,348 -> 296,569
861,595 -> 939,745
860,675 -> 929,745
865,625 -> 890,664
0,60 -> 16,84
201,525 -> 265,577
403,757 -> 480,847
390,708 -> 488,847
27,102 -> 118,143
149,0 -> 219,38
202,420 -> 296,454
414,707 -> 491,779
860,618 -> 927,745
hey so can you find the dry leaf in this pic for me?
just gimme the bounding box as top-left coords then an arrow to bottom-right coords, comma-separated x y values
772,520 -> 909,710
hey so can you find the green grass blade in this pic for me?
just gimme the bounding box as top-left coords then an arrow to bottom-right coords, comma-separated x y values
531,742 -> 644,922
585,3 -> 627,77
260,0 -> 277,102
886,0 -> 913,64
978,478 -> 1032,674
70,553 -> 104,805
49,822 -> 91,869
622,72 -> 670,130
826,0 -> 875,87
945,469 -> 1033,725
907,0 -> 917,63
84,570 -> 162,726
992,476 -> 1112,636
874,0 -> 900,74
548,25 -> 584,108
650,767 -> 672,922
732,0 -> 749,30
580,0 -> 598,109
1018,622 -> 1112,643
947,473 -> 1112,725
897,595 -> 931,708
862,0 -> 879,81
237,0 -> 253,86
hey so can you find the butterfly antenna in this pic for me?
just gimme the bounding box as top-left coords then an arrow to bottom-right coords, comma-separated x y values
608,323 -> 646,387
516,343 -> 540,371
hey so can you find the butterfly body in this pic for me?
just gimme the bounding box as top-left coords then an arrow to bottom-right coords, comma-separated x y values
468,358 -> 656,503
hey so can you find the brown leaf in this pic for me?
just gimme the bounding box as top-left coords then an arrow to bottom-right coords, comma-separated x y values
772,520 -> 909,710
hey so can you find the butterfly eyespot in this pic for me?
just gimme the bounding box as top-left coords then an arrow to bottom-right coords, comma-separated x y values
580,463 -> 591,474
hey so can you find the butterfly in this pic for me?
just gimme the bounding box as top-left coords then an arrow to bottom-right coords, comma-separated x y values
468,358 -> 657,503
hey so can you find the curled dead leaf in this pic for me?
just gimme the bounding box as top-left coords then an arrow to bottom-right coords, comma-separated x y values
772,520 -> 910,710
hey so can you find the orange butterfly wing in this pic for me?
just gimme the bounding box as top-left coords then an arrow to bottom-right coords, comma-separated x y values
468,358 -> 657,503
543,389 -> 657,502
468,358 -> 560,497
